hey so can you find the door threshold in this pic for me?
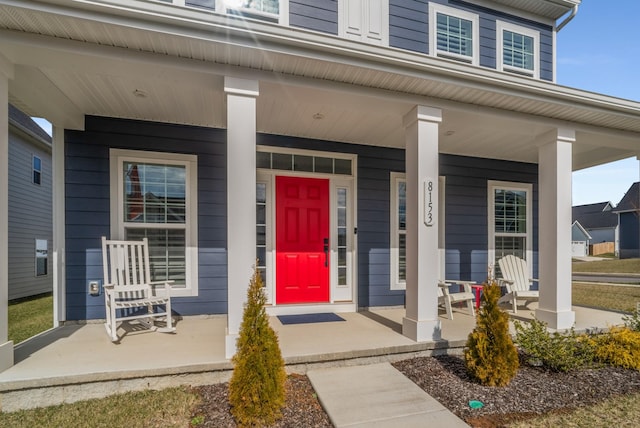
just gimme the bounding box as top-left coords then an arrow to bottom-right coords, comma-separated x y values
265,303 -> 356,316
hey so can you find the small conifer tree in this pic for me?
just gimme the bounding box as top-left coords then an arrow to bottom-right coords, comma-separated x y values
229,264 -> 286,426
464,275 -> 519,386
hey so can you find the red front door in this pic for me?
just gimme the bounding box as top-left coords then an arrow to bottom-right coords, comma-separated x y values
276,176 -> 330,304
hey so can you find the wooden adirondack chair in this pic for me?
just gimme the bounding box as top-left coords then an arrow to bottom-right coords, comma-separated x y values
438,281 -> 476,320
101,237 -> 175,342
497,255 -> 539,313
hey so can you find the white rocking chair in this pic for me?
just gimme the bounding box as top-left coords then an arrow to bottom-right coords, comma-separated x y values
497,255 -> 539,314
438,281 -> 476,320
101,237 -> 175,342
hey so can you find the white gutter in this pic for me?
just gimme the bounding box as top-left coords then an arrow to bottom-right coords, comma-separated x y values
556,5 -> 578,31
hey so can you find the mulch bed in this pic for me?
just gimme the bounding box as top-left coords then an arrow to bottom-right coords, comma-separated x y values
191,356 -> 640,427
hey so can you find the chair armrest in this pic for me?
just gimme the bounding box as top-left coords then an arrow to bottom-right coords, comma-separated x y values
438,282 -> 451,296
530,278 -> 540,283
443,280 -> 475,294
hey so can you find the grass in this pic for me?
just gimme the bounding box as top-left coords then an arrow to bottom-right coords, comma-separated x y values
509,392 -> 640,427
0,386 -> 199,428
572,258 -> 640,274
8,293 -> 53,344
573,282 -> 640,313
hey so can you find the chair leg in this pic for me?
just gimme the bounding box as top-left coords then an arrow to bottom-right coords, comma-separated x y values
445,298 -> 454,320
512,296 -> 518,314
466,299 -> 475,317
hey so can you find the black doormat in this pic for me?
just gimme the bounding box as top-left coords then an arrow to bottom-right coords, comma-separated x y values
277,313 -> 346,325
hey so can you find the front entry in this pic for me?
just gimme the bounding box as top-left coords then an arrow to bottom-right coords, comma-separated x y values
276,176 -> 330,304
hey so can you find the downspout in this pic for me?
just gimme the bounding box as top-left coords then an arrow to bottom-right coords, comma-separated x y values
556,5 -> 579,32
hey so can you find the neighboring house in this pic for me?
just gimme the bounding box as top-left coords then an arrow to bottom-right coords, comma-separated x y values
7,104 -> 52,301
571,202 -> 619,256
570,221 -> 591,257
4,0 -> 640,370
613,182 -> 640,259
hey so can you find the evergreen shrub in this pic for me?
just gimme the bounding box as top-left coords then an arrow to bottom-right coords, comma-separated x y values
229,265 -> 286,426
464,278 -> 519,386
514,319 -> 595,372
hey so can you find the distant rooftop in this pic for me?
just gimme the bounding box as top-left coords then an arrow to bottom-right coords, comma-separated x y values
8,104 -> 52,145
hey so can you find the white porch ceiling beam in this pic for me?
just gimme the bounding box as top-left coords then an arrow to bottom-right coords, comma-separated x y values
10,65 -> 84,130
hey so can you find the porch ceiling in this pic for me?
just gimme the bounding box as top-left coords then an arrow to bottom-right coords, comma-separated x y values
0,0 -> 637,170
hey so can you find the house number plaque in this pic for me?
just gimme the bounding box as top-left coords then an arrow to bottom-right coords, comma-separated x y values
424,178 -> 434,227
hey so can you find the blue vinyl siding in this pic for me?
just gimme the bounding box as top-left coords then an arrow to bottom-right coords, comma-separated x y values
65,117 -> 227,320
389,0 -> 429,54
390,0 -> 553,80
619,212 -> 639,259
442,154 -> 538,284
289,0 -> 338,35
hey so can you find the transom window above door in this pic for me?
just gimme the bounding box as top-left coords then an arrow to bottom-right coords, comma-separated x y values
257,150 -> 353,176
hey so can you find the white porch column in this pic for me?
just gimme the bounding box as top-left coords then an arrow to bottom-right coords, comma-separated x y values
402,106 -> 442,342
0,55 -> 14,371
52,126 -> 66,327
536,128 -> 575,330
225,77 -> 258,359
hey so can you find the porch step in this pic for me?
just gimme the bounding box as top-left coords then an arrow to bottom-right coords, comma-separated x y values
308,363 -> 469,427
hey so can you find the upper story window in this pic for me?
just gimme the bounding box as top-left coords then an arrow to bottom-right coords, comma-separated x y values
32,155 -> 42,185
429,3 -> 479,65
215,0 -> 288,24
497,21 -> 539,78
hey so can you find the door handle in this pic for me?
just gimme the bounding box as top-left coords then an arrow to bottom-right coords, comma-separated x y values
323,238 -> 329,267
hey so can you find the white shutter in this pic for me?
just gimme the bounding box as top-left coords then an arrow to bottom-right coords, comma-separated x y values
339,0 -> 388,46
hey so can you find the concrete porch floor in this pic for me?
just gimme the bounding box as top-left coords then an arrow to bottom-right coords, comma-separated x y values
0,304 -> 626,412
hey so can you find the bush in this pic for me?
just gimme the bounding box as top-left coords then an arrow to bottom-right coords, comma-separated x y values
591,326 -> 640,370
623,308 -> 640,332
514,319 -> 595,372
228,264 -> 287,426
464,278 -> 519,386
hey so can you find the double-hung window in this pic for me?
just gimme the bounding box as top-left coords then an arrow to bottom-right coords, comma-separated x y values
429,3 -> 479,65
216,0 -> 287,24
110,149 -> 198,297
33,155 -> 42,185
497,21 -> 539,78
488,181 -> 532,276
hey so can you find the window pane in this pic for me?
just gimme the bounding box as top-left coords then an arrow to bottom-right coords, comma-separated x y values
256,225 -> 266,246
272,153 -> 292,170
35,239 -> 48,276
257,151 -> 271,169
33,156 -> 41,171
335,159 -> 352,175
125,228 -> 186,286
494,189 -> 526,233
494,236 -> 526,277
239,0 -> 279,14
398,181 -> 406,230
503,30 -> 534,71
314,157 -> 333,173
437,13 -> 473,57
399,233 -> 406,281
294,155 -> 314,172
124,162 -> 186,224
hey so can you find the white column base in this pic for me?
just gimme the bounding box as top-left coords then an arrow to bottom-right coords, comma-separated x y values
225,332 -> 239,360
402,316 -> 442,342
535,308 -> 575,330
0,340 -> 13,372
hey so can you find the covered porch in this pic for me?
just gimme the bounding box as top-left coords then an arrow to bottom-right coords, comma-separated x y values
0,304 -> 626,412
2,0 -> 640,373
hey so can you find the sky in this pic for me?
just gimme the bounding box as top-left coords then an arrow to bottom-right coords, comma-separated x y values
32,1 -> 640,207
557,1 -> 640,206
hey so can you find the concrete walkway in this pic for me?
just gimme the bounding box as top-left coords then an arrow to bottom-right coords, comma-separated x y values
308,363 -> 469,427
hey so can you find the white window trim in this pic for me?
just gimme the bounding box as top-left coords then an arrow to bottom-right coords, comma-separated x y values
429,2 -> 480,66
215,0 -> 289,25
390,173 -> 446,290
109,148 -> 199,297
496,20 -> 540,79
487,180 -> 533,276
390,172 -> 406,290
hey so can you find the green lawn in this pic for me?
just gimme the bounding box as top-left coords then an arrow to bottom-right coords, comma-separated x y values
8,293 -> 53,344
0,386 -> 199,428
573,258 -> 640,274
